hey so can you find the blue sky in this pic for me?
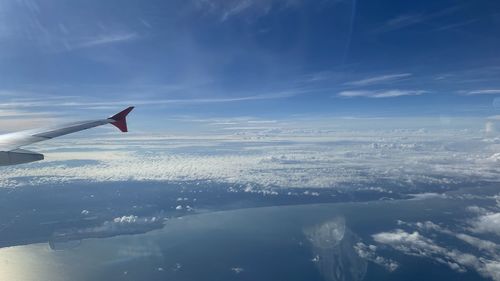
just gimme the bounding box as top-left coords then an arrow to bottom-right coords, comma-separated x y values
4,3 -> 500,278
1,0 -> 500,132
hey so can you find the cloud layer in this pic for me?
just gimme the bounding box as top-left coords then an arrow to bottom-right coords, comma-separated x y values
1,122 -> 499,190
365,200 -> 500,281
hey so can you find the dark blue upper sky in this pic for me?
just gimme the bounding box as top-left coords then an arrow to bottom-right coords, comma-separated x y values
1,0 -> 500,128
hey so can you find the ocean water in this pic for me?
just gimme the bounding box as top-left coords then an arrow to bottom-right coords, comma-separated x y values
0,193 -> 489,281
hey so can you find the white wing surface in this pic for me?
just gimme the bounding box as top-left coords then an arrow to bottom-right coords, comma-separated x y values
0,107 -> 134,166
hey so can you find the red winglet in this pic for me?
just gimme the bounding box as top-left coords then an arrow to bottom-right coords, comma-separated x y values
109,106 -> 134,132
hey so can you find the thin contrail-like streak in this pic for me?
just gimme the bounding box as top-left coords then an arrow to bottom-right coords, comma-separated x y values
342,0 -> 357,65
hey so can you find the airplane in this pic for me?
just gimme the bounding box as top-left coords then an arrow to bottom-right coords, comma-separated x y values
0,106 -> 134,166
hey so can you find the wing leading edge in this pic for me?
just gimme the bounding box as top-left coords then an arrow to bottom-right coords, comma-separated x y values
0,107 -> 134,166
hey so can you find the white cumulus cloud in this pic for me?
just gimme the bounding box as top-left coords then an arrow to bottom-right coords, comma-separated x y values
470,213 -> 500,236
373,219 -> 500,281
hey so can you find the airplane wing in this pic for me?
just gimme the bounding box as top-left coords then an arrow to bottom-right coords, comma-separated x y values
0,106 -> 134,166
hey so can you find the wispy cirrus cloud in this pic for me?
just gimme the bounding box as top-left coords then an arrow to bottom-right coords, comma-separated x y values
0,87 -> 304,129
464,89 -> 500,95
69,32 -> 139,50
433,19 -> 479,32
196,0 -> 336,22
376,14 -> 426,33
0,1 -> 141,53
0,89 -> 301,111
0,109 -> 55,118
338,89 -> 425,98
0,109 -> 60,132
345,73 -> 412,86
374,5 -> 463,34
220,0 -> 255,22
